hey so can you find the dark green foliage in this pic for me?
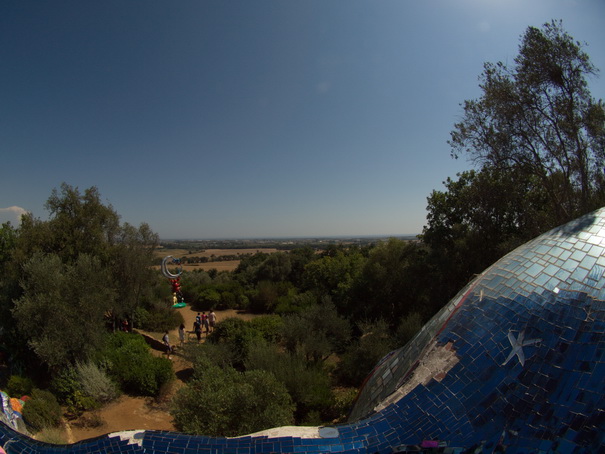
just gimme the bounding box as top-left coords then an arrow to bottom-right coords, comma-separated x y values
422,168 -> 554,312
249,280 -> 293,313
182,274 -> 247,311
184,342 -> 238,372
394,312 -> 423,347
0,223 -> 21,366
274,290 -> 317,315
171,364 -> 294,436
351,239 -> 432,322
50,366 -> 80,404
287,247 -> 317,287
197,288 -> 221,310
135,306 -> 184,333
207,317 -> 279,368
301,249 -> 365,313
6,375 -> 34,397
22,389 -> 62,432
111,222 -> 159,322
336,319 -> 396,387
7,184 -> 160,375
256,252 -> 292,282
101,332 -> 174,396
245,343 -> 334,424
233,252 -> 270,285
13,253 -> 113,369
281,300 -> 351,363
179,270 -> 212,305
248,315 -> 284,343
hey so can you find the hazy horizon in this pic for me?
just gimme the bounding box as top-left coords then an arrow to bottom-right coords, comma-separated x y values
2,1 -> 603,239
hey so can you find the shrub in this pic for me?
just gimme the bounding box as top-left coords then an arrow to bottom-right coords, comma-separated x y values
75,361 -> 119,404
51,366 -> 96,416
22,389 -> 62,432
197,288 -> 221,310
132,307 -> 150,330
50,361 -> 118,417
219,291 -> 237,309
274,291 -> 316,315
35,427 -> 68,444
335,319 -> 395,387
245,343 -> 333,423
248,315 -> 284,343
249,281 -> 290,313
51,367 -> 79,404
102,332 -> 174,396
394,312 -> 423,347
281,302 -> 351,363
66,390 -> 99,417
184,342 -> 238,372
6,375 -> 34,397
137,306 -> 184,333
330,387 -> 359,423
171,365 -> 294,437
207,318 -> 264,368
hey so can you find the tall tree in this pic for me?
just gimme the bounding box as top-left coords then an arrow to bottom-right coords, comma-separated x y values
0,222 -> 23,371
422,168 -> 550,306
111,222 -> 159,325
351,238 -> 431,322
43,183 -> 121,263
9,184 -> 160,370
302,249 -> 365,315
450,20 -> 605,223
13,253 -> 114,369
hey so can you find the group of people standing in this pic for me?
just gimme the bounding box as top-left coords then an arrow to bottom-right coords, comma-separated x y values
163,310 -> 218,358
192,310 -> 216,343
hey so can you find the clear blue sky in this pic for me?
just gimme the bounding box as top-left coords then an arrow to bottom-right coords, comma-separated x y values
2,0 -> 604,239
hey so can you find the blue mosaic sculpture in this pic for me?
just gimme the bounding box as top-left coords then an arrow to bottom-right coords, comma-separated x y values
2,208 -> 605,453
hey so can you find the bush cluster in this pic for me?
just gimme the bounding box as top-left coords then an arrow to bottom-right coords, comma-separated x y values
134,306 -> 184,332
51,361 -> 118,416
245,343 -> 334,424
22,389 -> 62,432
171,360 -> 294,437
101,332 -> 174,396
6,375 -> 34,397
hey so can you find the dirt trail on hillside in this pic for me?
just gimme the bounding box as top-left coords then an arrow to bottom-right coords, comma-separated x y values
66,308 -> 259,443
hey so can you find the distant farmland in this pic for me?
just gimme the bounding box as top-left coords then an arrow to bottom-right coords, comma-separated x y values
155,247 -> 279,272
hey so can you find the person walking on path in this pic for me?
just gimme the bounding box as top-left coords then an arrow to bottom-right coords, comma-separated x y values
162,331 -> 173,358
208,310 -> 217,333
193,319 -> 202,343
178,323 -> 186,347
202,311 -> 210,335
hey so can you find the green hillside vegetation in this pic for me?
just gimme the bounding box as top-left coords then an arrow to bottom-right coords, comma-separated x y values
0,21 -> 603,437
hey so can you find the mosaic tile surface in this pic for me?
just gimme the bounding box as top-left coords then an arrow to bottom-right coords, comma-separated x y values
2,208 -> 605,453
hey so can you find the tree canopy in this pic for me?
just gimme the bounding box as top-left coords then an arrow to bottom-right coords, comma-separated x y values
450,20 -> 605,224
3,183 -> 160,372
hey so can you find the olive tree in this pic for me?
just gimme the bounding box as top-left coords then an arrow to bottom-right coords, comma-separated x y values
13,253 -> 114,369
450,20 -> 605,223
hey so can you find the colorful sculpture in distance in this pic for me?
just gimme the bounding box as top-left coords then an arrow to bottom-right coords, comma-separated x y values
161,256 -> 185,308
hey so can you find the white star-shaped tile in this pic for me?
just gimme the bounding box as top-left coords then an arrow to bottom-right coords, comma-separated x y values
502,330 -> 542,367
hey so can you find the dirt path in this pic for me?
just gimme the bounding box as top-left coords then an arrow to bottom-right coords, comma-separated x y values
67,308 -> 259,443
